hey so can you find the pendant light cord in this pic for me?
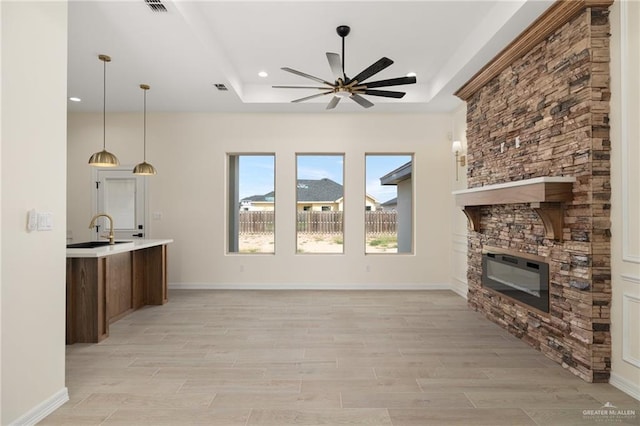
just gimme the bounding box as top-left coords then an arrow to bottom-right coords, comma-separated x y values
143,89 -> 147,162
102,58 -> 107,151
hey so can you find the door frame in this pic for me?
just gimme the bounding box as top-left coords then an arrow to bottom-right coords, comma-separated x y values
91,166 -> 149,240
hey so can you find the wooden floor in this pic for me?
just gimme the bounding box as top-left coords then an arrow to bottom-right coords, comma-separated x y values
43,290 -> 638,425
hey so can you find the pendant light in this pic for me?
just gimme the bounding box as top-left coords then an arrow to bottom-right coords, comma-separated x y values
133,84 -> 157,175
88,54 -> 120,167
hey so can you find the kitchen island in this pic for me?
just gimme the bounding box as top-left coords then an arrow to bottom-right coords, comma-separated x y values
66,239 -> 172,344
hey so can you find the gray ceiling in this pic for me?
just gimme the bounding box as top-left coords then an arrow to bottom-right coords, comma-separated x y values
67,0 -> 554,114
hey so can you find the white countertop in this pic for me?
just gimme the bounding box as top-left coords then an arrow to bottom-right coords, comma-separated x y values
452,176 -> 576,195
66,239 -> 173,258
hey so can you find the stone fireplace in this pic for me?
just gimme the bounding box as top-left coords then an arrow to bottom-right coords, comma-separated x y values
454,1 -> 612,383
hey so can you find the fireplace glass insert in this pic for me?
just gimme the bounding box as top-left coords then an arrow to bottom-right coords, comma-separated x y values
482,248 -> 549,312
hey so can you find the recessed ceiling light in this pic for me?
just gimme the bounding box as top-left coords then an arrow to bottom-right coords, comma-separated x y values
258,71 -> 268,78
69,97 -> 81,102
406,72 -> 417,78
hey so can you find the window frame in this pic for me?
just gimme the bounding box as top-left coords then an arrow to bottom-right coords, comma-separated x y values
364,153 -> 415,255
295,153 -> 345,255
227,153 -> 276,255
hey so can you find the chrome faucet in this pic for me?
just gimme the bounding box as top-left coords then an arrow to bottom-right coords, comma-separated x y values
89,213 -> 115,245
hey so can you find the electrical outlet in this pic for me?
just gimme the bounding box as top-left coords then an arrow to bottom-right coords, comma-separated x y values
515,136 -> 521,148
500,142 -> 505,153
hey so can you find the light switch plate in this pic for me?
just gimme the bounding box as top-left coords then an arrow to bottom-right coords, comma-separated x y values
37,212 -> 53,231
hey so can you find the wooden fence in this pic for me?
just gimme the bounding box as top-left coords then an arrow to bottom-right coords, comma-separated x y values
364,210 -> 397,234
239,211 -> 274,234
239,210 -> 396,234
296,211 -> 343,233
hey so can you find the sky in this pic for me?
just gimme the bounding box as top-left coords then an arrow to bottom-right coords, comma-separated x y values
238,155 -> 275,199
238,154 -> 412,204
365,155 -> 412,203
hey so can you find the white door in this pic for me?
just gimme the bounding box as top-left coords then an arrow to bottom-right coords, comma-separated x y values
94,168 -> 146,241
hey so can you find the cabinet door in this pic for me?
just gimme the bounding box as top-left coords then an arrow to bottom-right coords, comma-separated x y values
106,252 -> 133,322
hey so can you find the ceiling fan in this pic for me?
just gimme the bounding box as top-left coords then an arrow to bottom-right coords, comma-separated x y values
273,25 -> 417,109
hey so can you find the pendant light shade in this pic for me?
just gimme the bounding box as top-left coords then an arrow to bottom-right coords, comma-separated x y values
133,161 -> 157,175
89,149 -> 119,167
133,84 -> 157,176
89,54 -> 119,167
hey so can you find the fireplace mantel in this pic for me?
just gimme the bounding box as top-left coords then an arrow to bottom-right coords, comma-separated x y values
452,177 -> 576,241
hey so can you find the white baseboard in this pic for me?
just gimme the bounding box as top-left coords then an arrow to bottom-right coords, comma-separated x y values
10,387 -> 69,426
450,278 -> 468,299
169,282 -> 453,291
610,372 -> 640,402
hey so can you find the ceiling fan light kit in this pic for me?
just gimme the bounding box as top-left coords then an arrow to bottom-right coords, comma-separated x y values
273,25 -> 416,109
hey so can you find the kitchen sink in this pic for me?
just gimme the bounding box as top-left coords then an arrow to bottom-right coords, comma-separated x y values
67,241 -> 132,249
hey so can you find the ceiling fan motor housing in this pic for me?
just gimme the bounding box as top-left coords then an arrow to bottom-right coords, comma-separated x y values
336,25 -> 351,38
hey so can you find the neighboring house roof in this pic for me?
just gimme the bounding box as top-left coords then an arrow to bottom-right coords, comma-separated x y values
240,179 -> 345,204
380,161 -> 412,185
241,194 -> 274,202
241,179 -> 380,205
381,197 -> 397,207
296,178 -> 343,202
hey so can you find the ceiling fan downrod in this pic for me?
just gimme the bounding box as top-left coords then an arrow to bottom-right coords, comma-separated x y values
336,25 -> 350,81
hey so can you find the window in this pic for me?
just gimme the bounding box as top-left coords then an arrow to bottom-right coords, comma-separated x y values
296,154 -> 344,254
365,154 -> 413,254
228,154 -> 275,254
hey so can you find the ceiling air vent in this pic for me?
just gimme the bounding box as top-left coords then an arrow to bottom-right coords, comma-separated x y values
145,0 -> 167,12
214,84 -> 228,91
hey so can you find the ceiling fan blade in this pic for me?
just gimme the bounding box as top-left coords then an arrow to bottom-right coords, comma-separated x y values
363,89 -> 406,99
281,67 -> 334,86
273,85 -> 333,89
350,94 -> 374,108
349,57 -> 394,84
356,76 -> 417,89
291,91 -> 334,103
326,96 -> 341,110
326,53 -> 343,81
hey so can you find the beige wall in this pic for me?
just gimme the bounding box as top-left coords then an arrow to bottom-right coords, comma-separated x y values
68,113 -> 453,288
450,104 -> 468,298
1,1 -> 68,423
610,0 -> 640,400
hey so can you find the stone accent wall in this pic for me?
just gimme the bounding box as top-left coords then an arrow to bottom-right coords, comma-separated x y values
465,8 -> 611,382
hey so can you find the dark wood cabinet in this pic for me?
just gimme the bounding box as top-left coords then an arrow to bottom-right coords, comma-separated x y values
66,244 -> 168,344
